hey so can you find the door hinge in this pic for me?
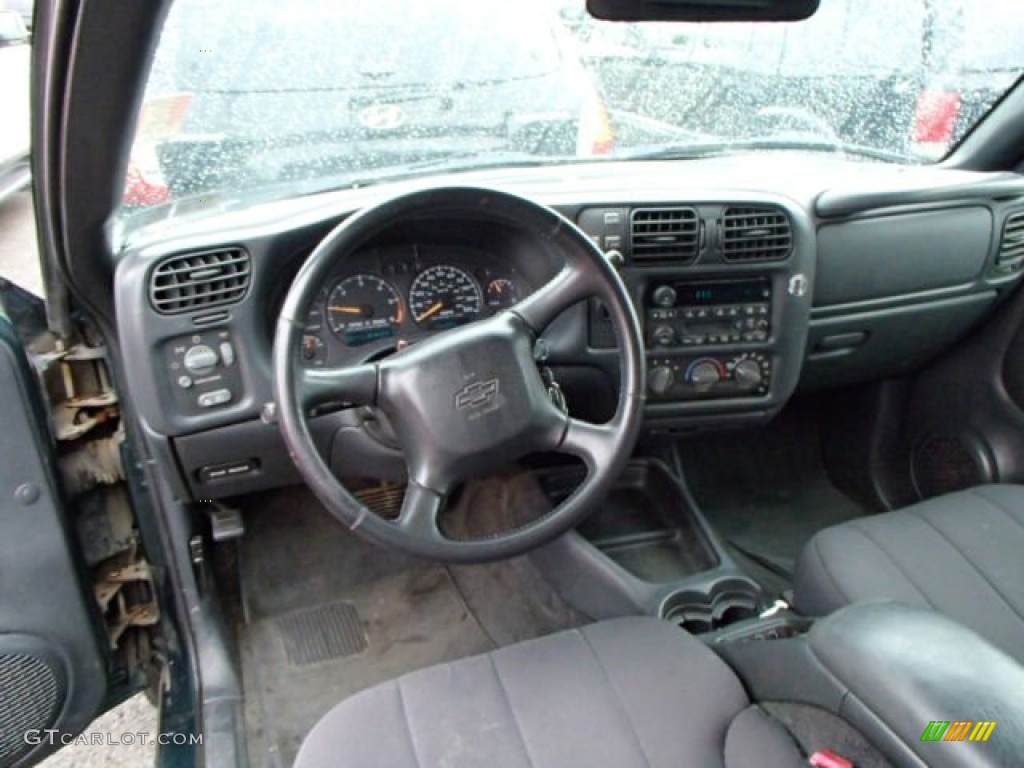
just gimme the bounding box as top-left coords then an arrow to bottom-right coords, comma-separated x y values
32,337 -> 163,692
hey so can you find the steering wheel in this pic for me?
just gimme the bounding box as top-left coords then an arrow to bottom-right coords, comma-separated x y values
273,187 -> 645,562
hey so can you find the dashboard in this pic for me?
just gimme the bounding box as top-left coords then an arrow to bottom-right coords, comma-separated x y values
292,244 -> 535,371
112,155 -> 1024,501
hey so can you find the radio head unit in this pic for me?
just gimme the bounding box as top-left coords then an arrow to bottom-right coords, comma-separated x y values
646,277 -> 772,348
667,279 -> 771,306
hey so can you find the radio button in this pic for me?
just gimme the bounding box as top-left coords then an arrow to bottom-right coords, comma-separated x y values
653,325 -> 676,347
652,285 -> 677,308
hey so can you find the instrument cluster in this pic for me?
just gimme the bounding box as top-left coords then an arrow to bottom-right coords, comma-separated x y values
299,244 -> 531,366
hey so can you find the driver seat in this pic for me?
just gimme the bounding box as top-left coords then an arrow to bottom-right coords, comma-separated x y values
294,617 -> 807,767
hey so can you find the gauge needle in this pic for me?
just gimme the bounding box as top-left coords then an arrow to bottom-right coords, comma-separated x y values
329,305 -> 364,315
415,301 -> 444,323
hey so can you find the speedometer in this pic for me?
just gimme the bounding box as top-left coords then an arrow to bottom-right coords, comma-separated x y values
409,265 -> 482,330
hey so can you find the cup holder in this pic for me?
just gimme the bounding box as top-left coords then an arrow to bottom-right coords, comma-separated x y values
659,578 -> 762,635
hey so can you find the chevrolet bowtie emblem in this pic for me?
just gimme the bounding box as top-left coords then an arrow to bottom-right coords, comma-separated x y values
455,378 -> 499,410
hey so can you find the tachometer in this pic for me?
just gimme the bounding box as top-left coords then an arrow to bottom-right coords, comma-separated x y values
326,274 -> 404,346
409,265 -> 482,329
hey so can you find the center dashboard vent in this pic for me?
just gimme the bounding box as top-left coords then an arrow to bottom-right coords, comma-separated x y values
997,210 -> 1024,272
630,207 -> 699,264
149,248 -> 251,315
721,206 -> 793,262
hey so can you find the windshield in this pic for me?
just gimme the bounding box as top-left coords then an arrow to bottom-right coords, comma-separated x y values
121,0 -> 1024,224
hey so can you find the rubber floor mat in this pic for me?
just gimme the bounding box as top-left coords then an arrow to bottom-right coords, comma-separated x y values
275,601 -> 367,666
676,398 -> 868,594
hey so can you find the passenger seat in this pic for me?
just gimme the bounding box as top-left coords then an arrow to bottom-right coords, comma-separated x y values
794,484 -> 1024,663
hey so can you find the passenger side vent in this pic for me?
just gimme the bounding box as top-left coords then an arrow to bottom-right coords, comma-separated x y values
996,211 -> 1024,272
149,248 -> 251,315
721,206 -> 793,262
630,207 -> 700,263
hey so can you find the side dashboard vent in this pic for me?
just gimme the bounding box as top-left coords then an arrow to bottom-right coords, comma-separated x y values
721,206 -> 793,262
997,211 -> 1024,272
149,248 -> 251,314
630,207 -> 700,264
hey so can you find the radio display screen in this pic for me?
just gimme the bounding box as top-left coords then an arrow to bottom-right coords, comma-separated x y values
674,279 -> 770,305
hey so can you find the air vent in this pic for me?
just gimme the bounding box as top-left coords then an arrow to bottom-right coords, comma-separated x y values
149,248 -> 251,314
721,206 -> 793,262
997,211 -> 1024,272
630,207 -> 700,263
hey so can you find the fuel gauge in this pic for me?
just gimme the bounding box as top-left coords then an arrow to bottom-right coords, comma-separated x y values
485,278 -> 519,310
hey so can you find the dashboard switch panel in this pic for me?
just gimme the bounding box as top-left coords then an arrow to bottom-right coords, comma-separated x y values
164,329 -> 244,415
647,353 -> 771,401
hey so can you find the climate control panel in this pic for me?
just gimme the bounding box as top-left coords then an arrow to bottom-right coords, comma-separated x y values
647,353 -> 771,401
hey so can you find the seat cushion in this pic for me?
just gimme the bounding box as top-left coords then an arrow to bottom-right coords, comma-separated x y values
294,616 -> 804,768
794,484 -> 1024,662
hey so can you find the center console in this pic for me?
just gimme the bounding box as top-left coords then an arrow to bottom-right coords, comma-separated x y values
577,199 -> 815,428
718,602 -> 1024,768
644,277 -> 773,400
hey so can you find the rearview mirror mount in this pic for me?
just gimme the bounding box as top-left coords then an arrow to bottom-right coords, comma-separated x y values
586,0 -> 819,22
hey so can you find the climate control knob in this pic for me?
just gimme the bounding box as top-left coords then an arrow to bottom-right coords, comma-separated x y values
688,360 -> 723,387
652,325 -> 676,347
652,285 -> 677,308
648,366 -> 675,395
733,359 -> 763,388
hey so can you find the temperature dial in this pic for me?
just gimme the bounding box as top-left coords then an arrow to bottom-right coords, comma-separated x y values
733,359 -> 763,388
687,359 -> 724,387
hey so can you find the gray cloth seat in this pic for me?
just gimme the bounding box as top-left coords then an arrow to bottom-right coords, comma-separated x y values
794,484 -> 1024,663
293,617 -> 806,768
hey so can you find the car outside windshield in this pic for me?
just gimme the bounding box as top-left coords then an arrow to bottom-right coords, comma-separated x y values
121,0 -> 1024,224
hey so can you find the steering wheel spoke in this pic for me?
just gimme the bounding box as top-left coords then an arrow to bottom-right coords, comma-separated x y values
396,480 -> 447,542
299,363 -> 378,409
557,416 -> 621,473
512,260 -> 599,334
